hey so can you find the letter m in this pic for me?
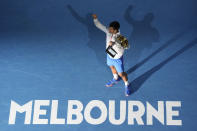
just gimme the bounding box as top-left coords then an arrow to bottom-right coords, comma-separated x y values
9,100 -> 32,124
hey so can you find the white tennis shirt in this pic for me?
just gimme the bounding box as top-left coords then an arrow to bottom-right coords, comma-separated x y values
93,18 -> 125,59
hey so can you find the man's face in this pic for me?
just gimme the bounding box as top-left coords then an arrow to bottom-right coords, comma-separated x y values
108,27 -> 117,34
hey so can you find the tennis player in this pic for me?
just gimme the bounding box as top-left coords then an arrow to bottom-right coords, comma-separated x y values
92,14 -> 131,96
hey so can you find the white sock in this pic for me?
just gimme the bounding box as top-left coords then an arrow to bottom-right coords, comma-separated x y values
124,81 -> 129,86
113,73 -> 118,80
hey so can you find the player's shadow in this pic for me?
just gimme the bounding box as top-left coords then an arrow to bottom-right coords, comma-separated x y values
124,5 -> 160,71
129,38 -> 197,94
67,5 -> 106,65
126,30 -> 188,74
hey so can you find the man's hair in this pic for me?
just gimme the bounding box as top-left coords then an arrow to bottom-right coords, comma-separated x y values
109,21 -> 120,31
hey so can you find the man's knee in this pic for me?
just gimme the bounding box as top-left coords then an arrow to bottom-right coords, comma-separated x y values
118,72 -> 124,77
110,66 -> 116,71
118,72 -> 127,77
110,66 -> 115,69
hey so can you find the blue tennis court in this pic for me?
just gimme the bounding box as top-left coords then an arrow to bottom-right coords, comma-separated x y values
0,0 -> 197,130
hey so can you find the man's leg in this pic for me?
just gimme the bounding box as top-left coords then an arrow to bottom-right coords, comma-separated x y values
118,72 -> 129,86
105,66 -> 119,87
112,58 -> 129,87
110,66 -> 119,80
118,72 -> 131,96
114,61 -> 131,96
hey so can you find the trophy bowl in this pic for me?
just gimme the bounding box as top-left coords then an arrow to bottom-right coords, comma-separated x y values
115,35 -> 130,49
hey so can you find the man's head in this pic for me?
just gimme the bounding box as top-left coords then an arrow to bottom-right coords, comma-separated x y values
108,21 -> 120,34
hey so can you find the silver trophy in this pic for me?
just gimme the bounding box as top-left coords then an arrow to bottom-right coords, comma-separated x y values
106,35 -> 129,58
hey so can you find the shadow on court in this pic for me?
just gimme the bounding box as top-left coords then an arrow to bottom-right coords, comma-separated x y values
126,30 -> 189,74
124,5 -> 160,72
129,38 -> 197,94
67,5 -> 106,65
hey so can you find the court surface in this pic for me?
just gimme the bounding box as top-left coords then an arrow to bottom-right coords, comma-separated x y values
0,0 -> 197,130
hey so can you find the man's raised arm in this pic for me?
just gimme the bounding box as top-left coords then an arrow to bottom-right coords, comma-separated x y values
92,14 -> 108,33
